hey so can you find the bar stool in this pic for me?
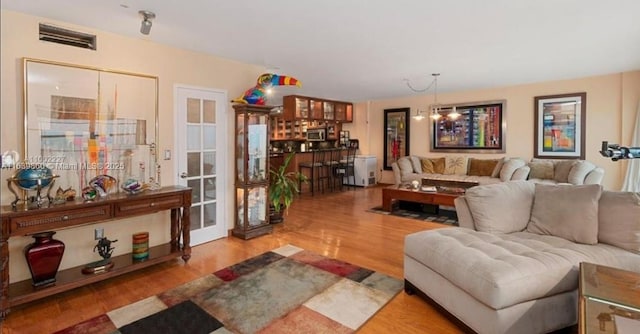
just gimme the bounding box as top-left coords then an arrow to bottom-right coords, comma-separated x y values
326,148 -> 343,191
339,145 -> 356,190
298,150 -> 325,196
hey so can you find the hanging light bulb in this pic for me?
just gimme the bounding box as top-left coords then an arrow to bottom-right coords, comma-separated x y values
429,74 -> 442,120
448,106 -> 460,120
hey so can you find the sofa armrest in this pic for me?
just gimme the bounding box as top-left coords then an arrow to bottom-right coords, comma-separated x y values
454,196 -> 475,230
511,165 -> 530,181
391,162 -> 402,185
584,167 -> 605,185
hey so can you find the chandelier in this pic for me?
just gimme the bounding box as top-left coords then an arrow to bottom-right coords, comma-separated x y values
404,73 -> 458,121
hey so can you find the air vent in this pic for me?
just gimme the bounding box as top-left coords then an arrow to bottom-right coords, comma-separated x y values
39,24 -> 96,50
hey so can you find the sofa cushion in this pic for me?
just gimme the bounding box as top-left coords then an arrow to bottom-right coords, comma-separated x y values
527,184 -> 602,244
405,228 -> 638,310
464,181 -> 535,233
553,160 -> 576,183
444,156 -> 468,175
420,158 -> 435,173
568,160 -> 596,185
529,160 -> 554,179
490,157 -> 507,178
397,157 -> 414,179
431,157 -> 446,174
598,191 -> 640,253
410,156 -> 422,173
499,158 -> 525,181
468,158 -> 499,177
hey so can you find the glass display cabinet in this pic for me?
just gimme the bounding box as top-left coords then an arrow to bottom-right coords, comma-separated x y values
233,104 -> 272,239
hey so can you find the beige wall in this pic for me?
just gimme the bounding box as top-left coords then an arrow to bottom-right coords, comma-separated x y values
1,10 -> 264,282
344,71 -> 640,190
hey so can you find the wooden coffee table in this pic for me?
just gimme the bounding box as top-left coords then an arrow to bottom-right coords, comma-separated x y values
579,262 -> 640,334
382,185 -> 461,212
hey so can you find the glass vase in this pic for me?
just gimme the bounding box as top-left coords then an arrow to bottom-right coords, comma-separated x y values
24,231 -> 65,287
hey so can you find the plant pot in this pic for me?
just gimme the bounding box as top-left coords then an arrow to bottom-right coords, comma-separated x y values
269,205 -> 284,224
24,231 -> 65,287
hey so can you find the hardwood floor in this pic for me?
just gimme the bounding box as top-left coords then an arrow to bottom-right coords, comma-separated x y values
1,185 -> 464,334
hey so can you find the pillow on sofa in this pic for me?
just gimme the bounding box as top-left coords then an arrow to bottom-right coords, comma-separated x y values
410,156 -> 422,173
490,157 -> 507,178
499,158 -> 525,181
553,160 -> 576,183
526,184 -> 602,244
444,156 -> 468,175
528,160 -> 554,179
398,158 -> 414,179
568,160 -> 596,185
464,181 -> 535,233
420,158 -> 435,173
598,191 -> 640,253
468,158 -> 500,177
430,157 -> 446,174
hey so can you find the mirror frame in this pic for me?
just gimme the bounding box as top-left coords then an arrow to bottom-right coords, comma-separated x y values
22,58 -> 159,194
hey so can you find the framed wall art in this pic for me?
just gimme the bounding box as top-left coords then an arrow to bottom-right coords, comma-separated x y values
534,92 -> 586,159
431,100 -> 506,153
383,108 -> 409,170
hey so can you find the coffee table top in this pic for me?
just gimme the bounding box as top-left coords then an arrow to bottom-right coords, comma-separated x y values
580,262 -> 640,310
388,184 -> 466,196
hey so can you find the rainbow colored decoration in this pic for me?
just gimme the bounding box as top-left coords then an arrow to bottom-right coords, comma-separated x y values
232,73 -> 301,105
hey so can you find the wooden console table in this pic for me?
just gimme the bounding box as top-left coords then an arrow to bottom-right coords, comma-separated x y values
0,186 -> 192,320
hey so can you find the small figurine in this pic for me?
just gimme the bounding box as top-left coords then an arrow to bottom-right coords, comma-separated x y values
94,237 -> 118,260
82,237 -> 118,274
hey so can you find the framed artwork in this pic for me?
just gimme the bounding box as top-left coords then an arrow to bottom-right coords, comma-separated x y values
534,92 -> 586,159
431,100 -> 506,153
383,108 -> 409,170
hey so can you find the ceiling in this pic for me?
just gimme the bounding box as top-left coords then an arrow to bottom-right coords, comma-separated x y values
2,0 -> 640,103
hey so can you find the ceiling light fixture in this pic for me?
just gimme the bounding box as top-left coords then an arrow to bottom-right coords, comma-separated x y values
405,73 -> 443,120
139,10 -> 156,35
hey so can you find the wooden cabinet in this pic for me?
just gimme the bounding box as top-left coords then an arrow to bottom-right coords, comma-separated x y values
335,102 -> 353,123
233,104 -> 272,239
0,186 -> 192,319
283,95 -> 353,123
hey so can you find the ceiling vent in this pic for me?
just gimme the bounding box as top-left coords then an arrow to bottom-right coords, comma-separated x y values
39,24 -> 96,50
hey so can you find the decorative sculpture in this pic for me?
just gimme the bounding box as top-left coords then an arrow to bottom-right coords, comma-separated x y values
82,237 -> 118,274
232,73 -> 301,105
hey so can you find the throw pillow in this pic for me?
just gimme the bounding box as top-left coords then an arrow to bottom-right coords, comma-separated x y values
468,158 -> 500,177
499,158 -> 526,181
568,160 -> 596,185
528,160 -> 554,179
397,158 -> 414,178
598,191 -> 640,253
444,156 -> 468,175
464,181 -> 535,233
553,160 -> 576,183
490,157 -> 507,178
410,156 -> 422,173
526,184 -> 602,244
430,157 -> 446,174
420,158 -> 435,174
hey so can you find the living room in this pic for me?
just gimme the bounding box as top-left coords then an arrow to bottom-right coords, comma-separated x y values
1,2 -> 639,333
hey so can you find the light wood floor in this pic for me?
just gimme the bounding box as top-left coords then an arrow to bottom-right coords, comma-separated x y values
1,185 -> 464,334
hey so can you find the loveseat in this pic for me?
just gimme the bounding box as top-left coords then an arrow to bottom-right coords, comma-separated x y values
391,156 -> 530,186
404,181 -> 640,334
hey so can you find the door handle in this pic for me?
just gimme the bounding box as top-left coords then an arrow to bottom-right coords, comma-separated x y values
180,172 -> 188,179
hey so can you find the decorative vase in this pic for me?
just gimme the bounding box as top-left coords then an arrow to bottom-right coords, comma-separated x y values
24,231 -> 65,287
132,232 -> 149,261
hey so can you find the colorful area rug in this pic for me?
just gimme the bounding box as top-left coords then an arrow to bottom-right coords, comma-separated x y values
55,244 -> 403,334
367,204 -> 458,226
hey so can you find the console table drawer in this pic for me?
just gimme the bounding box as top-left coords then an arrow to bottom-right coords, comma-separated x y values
114,194 -> 184,217
10,205 -> 112,236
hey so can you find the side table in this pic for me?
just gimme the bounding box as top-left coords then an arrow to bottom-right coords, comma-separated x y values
579,262 -> 640,334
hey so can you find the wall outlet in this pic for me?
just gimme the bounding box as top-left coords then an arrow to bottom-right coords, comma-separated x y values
94,228 -> 104,240
164,149 -> 171,160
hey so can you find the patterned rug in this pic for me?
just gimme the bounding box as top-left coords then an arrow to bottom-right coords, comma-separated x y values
367,202 -> 459,226
55,245 -> 403,334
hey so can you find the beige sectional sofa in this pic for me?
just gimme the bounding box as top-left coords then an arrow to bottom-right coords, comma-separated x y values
404,181 -> 640,334
391,156 -> 530,185
526,158 -> 605,185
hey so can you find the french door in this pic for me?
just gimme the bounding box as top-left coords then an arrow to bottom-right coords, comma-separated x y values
175,85 -> 227,245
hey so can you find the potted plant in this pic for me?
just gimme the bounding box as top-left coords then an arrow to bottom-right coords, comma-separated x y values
269,152 -> 307,223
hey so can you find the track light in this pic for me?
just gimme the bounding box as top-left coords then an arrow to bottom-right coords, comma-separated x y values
139,10 -> 156,35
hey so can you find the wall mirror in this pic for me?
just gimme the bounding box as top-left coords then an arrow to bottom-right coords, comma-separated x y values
23,58 -> 159,194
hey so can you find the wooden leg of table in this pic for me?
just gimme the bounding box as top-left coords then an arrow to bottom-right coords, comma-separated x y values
0,235 -> 9,321
181,206 -> 191,262
382,191 -> 393,212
